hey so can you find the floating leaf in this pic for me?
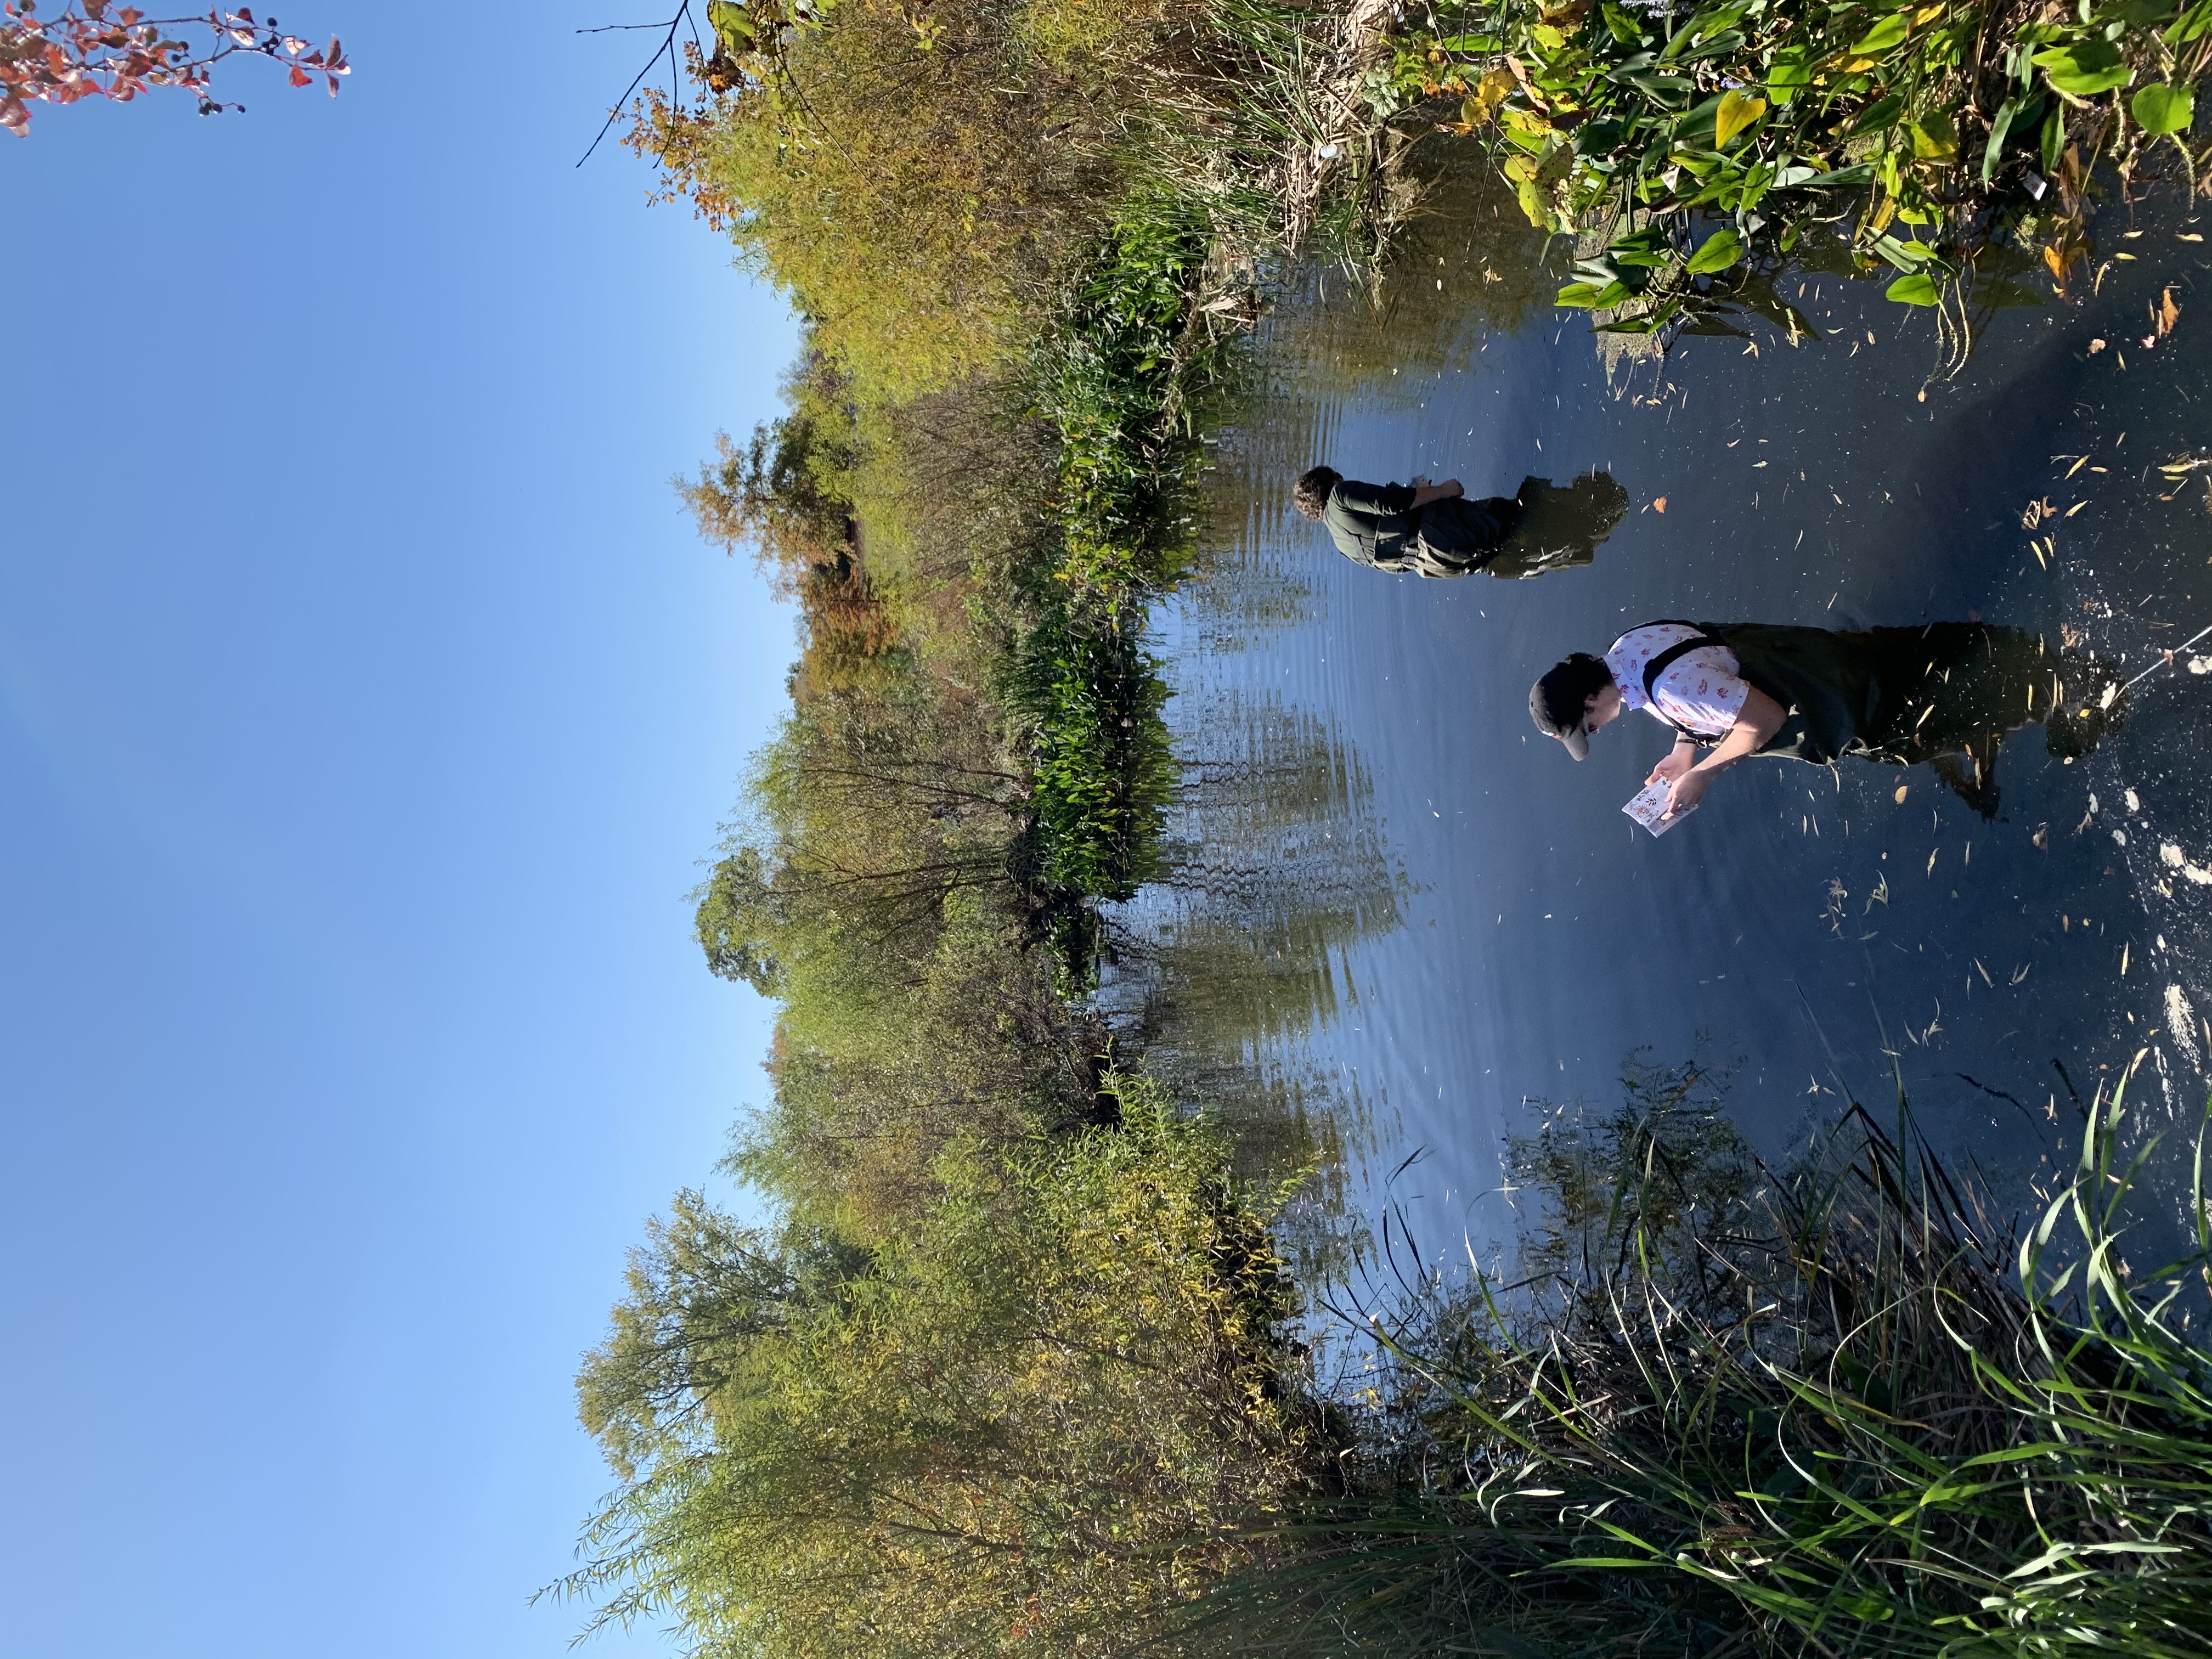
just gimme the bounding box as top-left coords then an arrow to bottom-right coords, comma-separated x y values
2033,41 -> 2131,98
1557,279 -> 1631,308
2132,83 -> 2194,135
1887,272 -> 1942,306
1715,88 -> 1767,148
1685,228 -> 1743,274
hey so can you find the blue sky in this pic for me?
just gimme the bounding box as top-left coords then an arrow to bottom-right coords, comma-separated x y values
1,7 -> 794,1654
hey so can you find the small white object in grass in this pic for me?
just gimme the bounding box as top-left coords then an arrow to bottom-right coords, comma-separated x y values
1317,142 -> 1341,160
1623,781 -> 1693,837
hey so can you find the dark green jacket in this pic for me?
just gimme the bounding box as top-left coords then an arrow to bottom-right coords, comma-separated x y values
1322,480 -> 1518,578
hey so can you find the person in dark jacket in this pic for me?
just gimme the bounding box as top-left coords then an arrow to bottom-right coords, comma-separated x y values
1528,619 -> 2118,820
1293,465 -> 1627,580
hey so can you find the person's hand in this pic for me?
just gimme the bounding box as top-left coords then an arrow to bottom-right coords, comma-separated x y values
1441,478 -> 1465,499
1664,766 -> 1712,819
1646,745 -> 1695,787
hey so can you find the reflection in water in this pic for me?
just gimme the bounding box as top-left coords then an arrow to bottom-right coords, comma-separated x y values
1300,466 -> 1628,580
1536,621 -> 2118,820
1152,165 -> 2212,1263
1098,679 -> 1407,1272
1485,470 -> 1631,580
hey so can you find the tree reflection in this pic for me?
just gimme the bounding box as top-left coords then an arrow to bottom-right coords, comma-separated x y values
1099,690 -> 1407,1273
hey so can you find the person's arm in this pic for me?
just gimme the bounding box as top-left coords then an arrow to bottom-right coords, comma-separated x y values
1410,479 -> 1465,507
1663,687 -> 1786,816
1646,733 -> 1700,787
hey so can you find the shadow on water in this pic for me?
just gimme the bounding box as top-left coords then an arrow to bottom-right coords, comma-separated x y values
1136,160 -> 2212,1263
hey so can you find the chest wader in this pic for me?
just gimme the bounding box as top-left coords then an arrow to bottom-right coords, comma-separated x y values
1639,619 -> 2023,763
1635,622 -> 1922,765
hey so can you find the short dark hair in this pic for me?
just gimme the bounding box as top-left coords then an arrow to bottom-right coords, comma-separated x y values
1291,465 -> 1340,521
1532,652 -> 1613,731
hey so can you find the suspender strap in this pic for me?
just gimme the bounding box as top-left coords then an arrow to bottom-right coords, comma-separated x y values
1634,622 -> 1730,740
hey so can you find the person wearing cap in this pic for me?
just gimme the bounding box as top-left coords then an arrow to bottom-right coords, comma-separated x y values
1528,619 -> 2120,820
1292,465 -> 1626,580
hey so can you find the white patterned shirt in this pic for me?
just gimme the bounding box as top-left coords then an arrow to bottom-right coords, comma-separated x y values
1606,623 -> 1750,741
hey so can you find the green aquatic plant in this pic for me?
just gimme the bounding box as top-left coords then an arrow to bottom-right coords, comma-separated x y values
1170,1055 -> 2212,1657
1380,0 -> 2212,330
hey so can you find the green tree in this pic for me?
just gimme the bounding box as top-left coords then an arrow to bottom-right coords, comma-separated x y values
565,1079 -> 1327,1658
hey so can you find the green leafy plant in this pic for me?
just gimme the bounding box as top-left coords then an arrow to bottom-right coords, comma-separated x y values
1389,0 -> 2212,329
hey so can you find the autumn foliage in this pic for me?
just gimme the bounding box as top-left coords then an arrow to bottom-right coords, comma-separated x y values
0,2 -> 347,134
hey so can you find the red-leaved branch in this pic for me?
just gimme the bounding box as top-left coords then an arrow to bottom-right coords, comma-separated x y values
1,2 -> 348,135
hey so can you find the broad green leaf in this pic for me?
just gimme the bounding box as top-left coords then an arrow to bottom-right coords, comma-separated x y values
1767,53 -> 1812,104
1870,232 -> 1933,269
2033,40 -> 2131,97
2168,0 -> 2212,41
1556,280 -> 1630,308
1515,176 -> 1550,228
2132,82 -> 2194,134
1887,272 -> 1941,305
1600,2 -> 1644,44
1716,88 -> 1767,148
1685,228 -> 1743,274
708,0 -> 757,47
1908,110 -> 1958,161
1849,13 -> 1910,54
1531,22 -> 1567,49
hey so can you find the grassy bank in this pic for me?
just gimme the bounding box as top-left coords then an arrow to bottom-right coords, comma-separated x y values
1180,1058 -> 2212,1658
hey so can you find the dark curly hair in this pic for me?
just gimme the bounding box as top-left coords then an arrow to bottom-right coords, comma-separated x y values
1291,465 -> 1341,521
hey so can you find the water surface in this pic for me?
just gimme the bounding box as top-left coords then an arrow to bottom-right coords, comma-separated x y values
1123,178 -> 2212,1265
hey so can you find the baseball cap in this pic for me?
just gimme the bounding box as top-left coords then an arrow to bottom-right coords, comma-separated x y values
1529,653 -> 1613,761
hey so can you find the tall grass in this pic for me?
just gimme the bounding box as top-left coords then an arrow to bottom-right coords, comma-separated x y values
1166,1055 -> 2212,1657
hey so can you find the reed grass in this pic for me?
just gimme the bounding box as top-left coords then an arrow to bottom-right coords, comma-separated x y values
1166,1054 -> 2212,1657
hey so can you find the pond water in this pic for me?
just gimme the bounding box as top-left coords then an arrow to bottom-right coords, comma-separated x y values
1114,172 -> 2212,1271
